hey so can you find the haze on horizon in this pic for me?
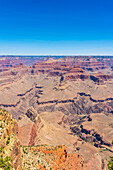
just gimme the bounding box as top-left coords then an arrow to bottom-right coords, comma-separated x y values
0,0 -> 113,55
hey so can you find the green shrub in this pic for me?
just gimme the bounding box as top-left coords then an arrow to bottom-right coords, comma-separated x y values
23,148 -> 28,154
6,140 -> 10,145
107,157 -> 113,170
0,155 -> 12,170
0,147 -> 4,153
57,145 -> 62,148
8,137 -> 10,140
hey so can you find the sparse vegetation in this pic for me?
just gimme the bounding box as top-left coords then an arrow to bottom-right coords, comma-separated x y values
21,144 -> 80,169
0,112 -> 3,115
0,123 -> 2,128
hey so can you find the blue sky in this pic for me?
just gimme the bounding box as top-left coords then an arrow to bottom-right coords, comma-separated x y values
0,0 -> 113,55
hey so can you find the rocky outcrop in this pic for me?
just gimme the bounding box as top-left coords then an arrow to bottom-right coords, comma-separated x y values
96,73 -> 113,81
90,74 -> 113,84
71,125 -> 104,145
64,73 -> 89,81
0,109 -> 22,169
70,118 -> 113,151
26,107 -> 37,122
21,145 -> 84,170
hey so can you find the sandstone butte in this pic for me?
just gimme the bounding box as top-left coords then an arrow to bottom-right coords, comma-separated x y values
0,109 -> 85,170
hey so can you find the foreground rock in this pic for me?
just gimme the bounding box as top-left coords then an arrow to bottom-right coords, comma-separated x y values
21,145 -> 84,170
0,109 -> 22,169
0,109 -> 86,170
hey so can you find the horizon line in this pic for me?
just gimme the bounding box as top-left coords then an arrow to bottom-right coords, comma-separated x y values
0,54 -> 113,56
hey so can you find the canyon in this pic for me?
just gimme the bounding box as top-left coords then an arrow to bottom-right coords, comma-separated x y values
0,55 -> 113,169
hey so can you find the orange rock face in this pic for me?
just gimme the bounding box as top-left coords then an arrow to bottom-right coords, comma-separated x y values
22,145 -> 84,170
52,145 -> 84,170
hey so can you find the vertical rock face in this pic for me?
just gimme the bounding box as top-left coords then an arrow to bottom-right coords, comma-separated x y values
0,109 -> 22,170
18,107 -> 38,146
29,124 -> 37,146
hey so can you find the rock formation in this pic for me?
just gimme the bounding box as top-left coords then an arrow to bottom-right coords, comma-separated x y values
0,109 -> 22,170
21,145 -> 84,170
